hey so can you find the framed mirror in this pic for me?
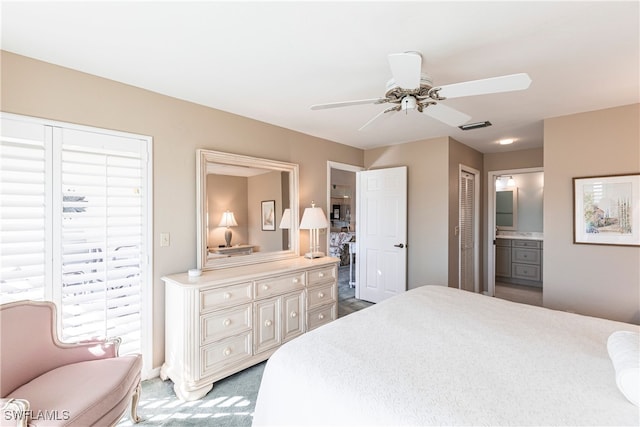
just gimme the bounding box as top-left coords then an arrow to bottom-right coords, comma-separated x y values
197,149 -> 299,270
496,187 -> 518,231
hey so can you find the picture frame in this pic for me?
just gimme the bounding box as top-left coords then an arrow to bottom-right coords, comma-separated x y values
573,173 -> 639,246
261,200 -> 276,231
332,204 -> 341,220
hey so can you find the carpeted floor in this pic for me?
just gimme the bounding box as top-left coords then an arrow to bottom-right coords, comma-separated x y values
118,265 -> 371,426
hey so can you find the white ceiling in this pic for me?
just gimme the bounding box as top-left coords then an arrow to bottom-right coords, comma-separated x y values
2,1 -> 638,153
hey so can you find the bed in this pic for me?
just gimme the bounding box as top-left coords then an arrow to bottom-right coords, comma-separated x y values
252,285 -> 639,426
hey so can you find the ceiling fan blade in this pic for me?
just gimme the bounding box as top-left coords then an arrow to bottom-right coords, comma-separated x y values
388,52 -> 422,89
436,73 -> 532,99
358,108 -> 397,131
422,103 -> 471,127
311,98 -> 388,110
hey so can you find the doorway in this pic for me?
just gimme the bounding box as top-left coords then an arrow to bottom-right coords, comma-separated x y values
326,161 -> 367,316
487,167 -> 544,304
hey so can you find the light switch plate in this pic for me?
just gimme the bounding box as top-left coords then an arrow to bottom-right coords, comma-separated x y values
160,232 -> 170,247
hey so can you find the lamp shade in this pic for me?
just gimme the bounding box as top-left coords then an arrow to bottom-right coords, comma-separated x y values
279,208 -> 292,229
299,205 -> 329,229
218,210 -> 238,227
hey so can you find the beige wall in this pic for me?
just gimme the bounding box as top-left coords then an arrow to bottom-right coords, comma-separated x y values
0,51 -> 364,369
484,147 -> 544,172
365,138 -> 450,288
544,104 -> 639,324
448,139 -> 484,289
247,171 -> 282,252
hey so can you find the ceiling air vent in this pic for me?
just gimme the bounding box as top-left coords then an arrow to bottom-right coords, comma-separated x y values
459,121 -> 492,131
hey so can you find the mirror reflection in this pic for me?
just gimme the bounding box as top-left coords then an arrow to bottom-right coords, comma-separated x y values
206,167 -> 289,256
197,150 -> 299,270
496,187 -> 518,230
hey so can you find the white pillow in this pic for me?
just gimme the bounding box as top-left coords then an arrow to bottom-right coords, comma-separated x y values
607,330 -> 640,406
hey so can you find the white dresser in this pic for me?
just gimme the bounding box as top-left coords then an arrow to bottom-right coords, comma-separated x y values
161,256 -> 339,401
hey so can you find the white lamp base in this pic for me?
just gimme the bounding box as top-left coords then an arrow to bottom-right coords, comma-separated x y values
304,251 -> 325,259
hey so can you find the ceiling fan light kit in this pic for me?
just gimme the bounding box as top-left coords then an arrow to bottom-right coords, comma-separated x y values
311,51 -> 531,132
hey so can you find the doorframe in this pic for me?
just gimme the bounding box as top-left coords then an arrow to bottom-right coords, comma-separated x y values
326,161 -> 364,284
486,166 -> 543,297
458,164 -> 480,293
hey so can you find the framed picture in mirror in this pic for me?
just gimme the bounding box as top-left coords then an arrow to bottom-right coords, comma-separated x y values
262,200 -> 276,231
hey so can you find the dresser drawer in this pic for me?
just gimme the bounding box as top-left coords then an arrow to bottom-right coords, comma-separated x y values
307,264 -> 337,286
512,263 -> 541,281
200,282 -> 253,313
255,272 -> 305,299
200,332 -> 252,379
512,239 -> 541,249
201,304 -> 252,345
307,304 -> 336,331
307,282 -> 336,310
512,248 -> 540,265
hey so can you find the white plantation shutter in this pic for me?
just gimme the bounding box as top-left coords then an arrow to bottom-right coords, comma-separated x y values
0,115 -> 150,359
58,128 -> 147,355
0,119 -> 51,301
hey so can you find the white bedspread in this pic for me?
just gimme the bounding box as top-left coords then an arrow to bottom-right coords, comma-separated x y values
253,286 -> 640,426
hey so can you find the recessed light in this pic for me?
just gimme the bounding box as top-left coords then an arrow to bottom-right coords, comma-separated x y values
498,139 -> 514,145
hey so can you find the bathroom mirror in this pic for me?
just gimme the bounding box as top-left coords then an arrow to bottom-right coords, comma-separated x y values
496,187 -> 518,230
196,149 -> 299,270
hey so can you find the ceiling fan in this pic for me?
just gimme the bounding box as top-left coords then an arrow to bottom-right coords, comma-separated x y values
311,51 -> 532,131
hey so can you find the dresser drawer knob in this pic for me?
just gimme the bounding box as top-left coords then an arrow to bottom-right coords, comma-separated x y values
223,292 -> 231,299
223,319 -> 231,327
290,311 -> 297,318
265,319 -> 273,327
318,313 -> 325,320
292,278 -> 299,284
223,347 -> 232,356
318,272 -> 325,278
318,291 -> 324,298
262,284 -> 269,291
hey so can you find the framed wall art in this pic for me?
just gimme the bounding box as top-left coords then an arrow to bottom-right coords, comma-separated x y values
573,173 -> 639,246
261,200 -> 276,231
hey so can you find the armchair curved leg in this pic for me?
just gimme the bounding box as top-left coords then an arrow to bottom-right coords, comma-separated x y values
1,398 -> 30,427
130,381 -> 142,423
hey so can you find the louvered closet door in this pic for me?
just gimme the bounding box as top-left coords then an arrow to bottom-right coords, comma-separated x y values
459,171 -> 475,292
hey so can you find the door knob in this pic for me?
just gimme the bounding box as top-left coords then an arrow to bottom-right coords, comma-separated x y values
394,243 -> 405,248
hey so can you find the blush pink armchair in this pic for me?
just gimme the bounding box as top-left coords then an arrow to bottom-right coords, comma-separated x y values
0,300 -> 142,427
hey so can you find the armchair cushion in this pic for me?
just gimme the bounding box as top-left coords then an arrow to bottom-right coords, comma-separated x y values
1,301 -> 119,396
6,355 -> 141,427
0,300 -> 142,426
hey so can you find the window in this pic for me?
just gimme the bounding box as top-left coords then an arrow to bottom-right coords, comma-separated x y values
1,113 -> 152,364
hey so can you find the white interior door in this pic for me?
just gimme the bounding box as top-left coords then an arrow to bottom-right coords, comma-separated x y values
356,167 -> 407,303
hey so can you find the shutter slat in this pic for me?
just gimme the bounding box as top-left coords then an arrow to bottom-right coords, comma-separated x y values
0,119 -> 47,302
